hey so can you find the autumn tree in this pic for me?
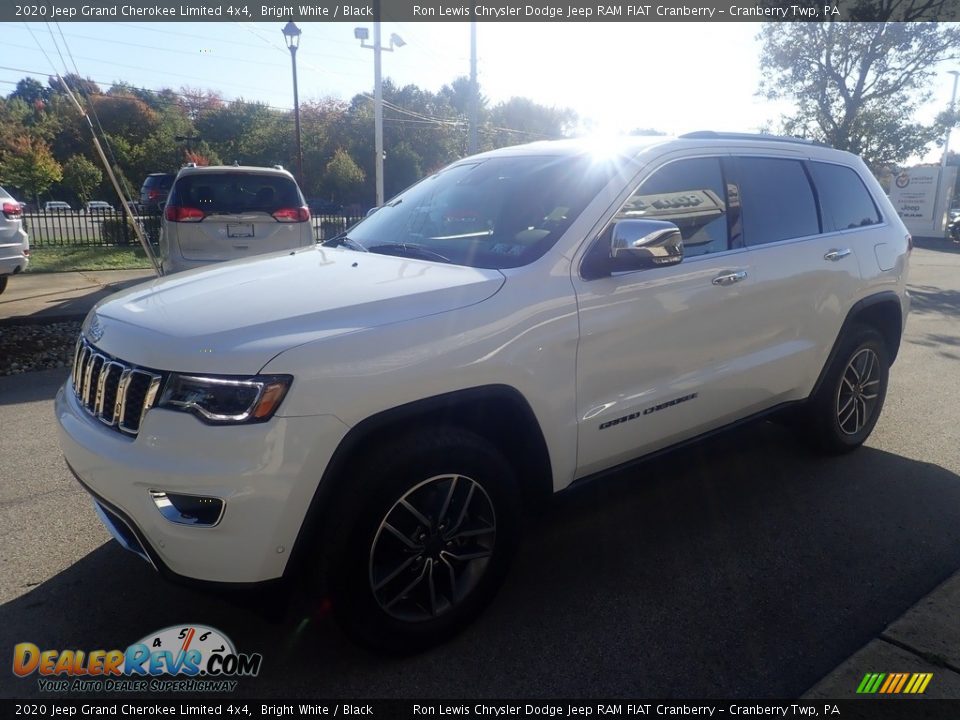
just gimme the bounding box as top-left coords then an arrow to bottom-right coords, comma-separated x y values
0,137 -> 63,204
758,15 -> 960,171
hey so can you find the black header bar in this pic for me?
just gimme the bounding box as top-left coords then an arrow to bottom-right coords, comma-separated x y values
3,0 -> 960,22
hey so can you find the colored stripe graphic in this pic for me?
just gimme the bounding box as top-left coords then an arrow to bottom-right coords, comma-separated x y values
857,672 -> 932,694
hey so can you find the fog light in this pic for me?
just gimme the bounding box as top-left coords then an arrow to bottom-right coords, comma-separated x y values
150,490 -> 224,527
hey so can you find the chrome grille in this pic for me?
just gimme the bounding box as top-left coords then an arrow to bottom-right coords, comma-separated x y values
71,337 -> 164,437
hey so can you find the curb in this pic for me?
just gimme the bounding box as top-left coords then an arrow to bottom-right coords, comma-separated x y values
804,568 -> 960,698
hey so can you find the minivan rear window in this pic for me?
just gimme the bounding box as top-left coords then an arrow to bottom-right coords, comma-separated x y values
170,173 -> 302,215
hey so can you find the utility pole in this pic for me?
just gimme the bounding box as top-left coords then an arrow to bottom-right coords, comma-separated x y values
468,21 -> 478,154
355,3 -> 405,208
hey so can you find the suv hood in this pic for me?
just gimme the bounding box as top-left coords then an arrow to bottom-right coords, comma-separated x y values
85,247 -> 505,374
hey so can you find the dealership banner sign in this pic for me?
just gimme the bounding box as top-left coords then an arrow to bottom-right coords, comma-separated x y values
888,166 -> 957,236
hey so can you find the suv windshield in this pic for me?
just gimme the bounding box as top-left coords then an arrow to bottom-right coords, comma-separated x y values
341,155 -> 615,269
170,173 -> 303,215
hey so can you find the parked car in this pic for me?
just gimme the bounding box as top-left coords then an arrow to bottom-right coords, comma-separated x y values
158,164 -> 312,274
44,201 -> 72,212
57,133 -> 911,652
84,200 -> 114,213
0,186 -> 30,295
139,173 -> 175,210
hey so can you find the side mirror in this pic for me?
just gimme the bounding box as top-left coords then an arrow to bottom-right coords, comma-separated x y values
609,219 -> 684,271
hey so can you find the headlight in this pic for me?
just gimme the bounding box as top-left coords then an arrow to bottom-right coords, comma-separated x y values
157,374 -> 292,425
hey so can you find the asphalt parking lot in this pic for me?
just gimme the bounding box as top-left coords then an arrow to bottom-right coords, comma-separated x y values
1,242 -> 958,700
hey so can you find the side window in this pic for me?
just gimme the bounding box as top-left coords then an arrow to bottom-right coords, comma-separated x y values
809,161 -> 882,231
617,157 -> 729,257
731,157 -> 819,246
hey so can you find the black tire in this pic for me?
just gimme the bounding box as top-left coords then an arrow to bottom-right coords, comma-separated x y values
0,275 -> 7,295
804,324 -> 889,454
320,426 -> 520,653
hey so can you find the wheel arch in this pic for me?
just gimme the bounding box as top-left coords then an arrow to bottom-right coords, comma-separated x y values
285,384 -> 553,579
811,291 -> 903,398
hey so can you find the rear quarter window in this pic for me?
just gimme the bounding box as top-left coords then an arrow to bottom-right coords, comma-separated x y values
809,162 -> 881,231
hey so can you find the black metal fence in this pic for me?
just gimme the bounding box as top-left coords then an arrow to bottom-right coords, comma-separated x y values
24,208 -> 362,248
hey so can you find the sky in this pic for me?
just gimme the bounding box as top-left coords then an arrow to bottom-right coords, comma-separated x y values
1,21 -> 958,162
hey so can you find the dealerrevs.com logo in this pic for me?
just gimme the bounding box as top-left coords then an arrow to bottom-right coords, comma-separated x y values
12,624 -> 262,693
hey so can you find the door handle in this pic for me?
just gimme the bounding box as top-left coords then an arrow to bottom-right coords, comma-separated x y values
712,270 -> 748,286
824,248 -> 851,262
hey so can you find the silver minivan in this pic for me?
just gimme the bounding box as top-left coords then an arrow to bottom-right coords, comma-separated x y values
0,186 -> 29,295
159,165 -> 313,274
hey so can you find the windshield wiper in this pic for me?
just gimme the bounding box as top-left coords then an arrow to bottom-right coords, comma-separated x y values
367,243 -> 452,263
322,235 -> 368,253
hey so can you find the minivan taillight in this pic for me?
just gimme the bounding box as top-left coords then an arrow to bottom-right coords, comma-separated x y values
2,202 -> 22,219
272,207 -> 310,223
165,206 -> 205,222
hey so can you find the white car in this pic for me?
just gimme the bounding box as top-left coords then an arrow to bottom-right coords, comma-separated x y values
44,201 -> 72,212
84,200 -> 114,213
57,133 -> 911,651
0,186 -> 29,294
158,165 -> 313,274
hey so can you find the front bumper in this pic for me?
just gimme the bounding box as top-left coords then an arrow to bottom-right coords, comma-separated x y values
56,383 -> 349,583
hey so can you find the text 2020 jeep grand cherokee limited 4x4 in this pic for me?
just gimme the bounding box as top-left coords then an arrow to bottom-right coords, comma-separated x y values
56,133 -> 910,651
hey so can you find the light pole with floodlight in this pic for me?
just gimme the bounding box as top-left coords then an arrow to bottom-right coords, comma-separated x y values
938,70 -> 960,227
282,20 -> 304,187
355,19 -> 405,207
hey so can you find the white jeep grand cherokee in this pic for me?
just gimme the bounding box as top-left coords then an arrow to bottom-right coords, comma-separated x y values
56,133 -> 910,650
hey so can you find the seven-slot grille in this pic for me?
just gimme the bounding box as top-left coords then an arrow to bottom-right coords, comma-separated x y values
71,336 -> 164,436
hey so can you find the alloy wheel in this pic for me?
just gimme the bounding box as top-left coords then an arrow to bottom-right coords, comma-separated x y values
369,474 -> 497,622
836,347 -> 881,436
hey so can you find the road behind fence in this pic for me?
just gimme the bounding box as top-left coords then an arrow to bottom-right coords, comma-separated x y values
24,209 -> 362,248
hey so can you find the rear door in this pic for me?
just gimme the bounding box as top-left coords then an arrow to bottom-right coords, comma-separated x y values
172,172 -> 310,262
723,155 -> 866,398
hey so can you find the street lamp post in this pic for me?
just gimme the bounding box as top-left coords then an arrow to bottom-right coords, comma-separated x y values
355,16 -> 405,207
282,20 -> 304,187
938,70 -> 960,227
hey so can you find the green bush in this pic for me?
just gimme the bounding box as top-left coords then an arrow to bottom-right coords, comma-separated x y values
99,218 -> 134,245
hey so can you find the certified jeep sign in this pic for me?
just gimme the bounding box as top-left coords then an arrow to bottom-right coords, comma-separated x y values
888,166 -> 957,234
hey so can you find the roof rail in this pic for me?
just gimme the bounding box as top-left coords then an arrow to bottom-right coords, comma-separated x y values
679,131 -> 829,147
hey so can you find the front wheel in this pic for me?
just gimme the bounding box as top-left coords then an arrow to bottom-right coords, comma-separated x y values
804,324 -> 889,454
321,427 -> 520,652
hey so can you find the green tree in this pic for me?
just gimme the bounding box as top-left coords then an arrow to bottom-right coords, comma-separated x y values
62,155 -> 103,204
10,77 -> 49,107
758,17 -> 960,171
323,148 -> 365,204
487,97 -> 577,149
48,73 -> 101,98
0,137 -> 63,204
